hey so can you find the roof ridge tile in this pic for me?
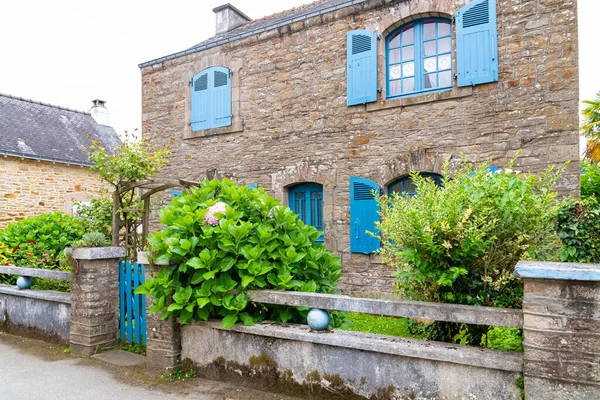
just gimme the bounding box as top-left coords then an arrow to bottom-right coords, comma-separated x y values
0,92 -> 90,116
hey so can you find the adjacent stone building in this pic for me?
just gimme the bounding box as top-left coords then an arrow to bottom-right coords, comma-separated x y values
0,94 -> 119,227
140,0 -> 580,294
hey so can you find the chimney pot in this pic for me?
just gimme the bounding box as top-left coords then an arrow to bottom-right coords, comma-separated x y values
89,99 -> 110,126
213,3 -> 251,34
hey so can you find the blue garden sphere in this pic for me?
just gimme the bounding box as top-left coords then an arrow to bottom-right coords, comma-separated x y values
307,308 -> 330,331
16,276 -> 32,290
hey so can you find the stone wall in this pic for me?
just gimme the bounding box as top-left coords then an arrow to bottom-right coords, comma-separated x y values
0,157 -> 102,228
141,0 -> 580,294
516,261 -> 600,400
183,322 -> 522,400
0,284 -> 71,344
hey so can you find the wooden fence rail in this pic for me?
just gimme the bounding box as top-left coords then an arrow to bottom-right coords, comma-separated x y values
0,265 -> 71,281
247,290 -> 523,328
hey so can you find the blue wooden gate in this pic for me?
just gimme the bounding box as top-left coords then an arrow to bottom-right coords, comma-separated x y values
119,260 -> 147,344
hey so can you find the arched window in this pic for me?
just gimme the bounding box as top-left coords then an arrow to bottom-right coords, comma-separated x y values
190,66 -> 232,131
288,183 -> 324,243
388,173 -> 443,197
386,19 -> 452,98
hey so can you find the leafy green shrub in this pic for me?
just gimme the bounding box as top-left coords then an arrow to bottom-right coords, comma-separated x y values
481,327 -> 523,352
137,178 -> 343,328
73,197 -> 113,238
73,231 -> 109,248
581,160 -> 600,199
377,157 -> 563,344
556,197 -> 600,263
0,212 -> 87,269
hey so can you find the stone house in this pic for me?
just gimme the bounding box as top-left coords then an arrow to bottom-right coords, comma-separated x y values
139,0 -> 580,294
0,94 -> 119,228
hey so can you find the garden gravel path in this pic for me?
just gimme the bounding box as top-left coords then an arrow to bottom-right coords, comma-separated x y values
0,333 -> 300,400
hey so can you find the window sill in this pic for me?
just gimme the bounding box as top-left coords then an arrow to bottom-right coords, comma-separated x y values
183,119 -> 244,139
366,86 -> 473,113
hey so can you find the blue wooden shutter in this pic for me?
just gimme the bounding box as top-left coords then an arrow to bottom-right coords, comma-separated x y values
347,30 -> 378,106
350,177 -> 380,254
211,67 -> 232,128
190,71 -> 209,131
456,0 -> 498,87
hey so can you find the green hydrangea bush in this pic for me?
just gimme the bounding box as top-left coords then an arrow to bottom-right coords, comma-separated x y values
0,212 -> 88,269
136,178 -> 343,328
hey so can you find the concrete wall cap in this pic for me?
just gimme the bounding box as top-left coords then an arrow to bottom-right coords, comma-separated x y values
0,283 -> 71,304
71,246 -> 126,260
515,261 -> 600,282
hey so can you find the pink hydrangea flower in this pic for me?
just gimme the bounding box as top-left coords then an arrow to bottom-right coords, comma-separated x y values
203,201 -> 227,226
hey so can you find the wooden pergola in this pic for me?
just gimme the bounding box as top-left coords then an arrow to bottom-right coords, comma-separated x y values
112,178 -> 201,259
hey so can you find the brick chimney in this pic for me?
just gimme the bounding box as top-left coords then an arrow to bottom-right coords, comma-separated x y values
89,99 -> 110,126
213,3 -> 251,34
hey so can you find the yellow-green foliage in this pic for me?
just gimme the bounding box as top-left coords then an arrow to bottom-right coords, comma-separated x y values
377,156 -> 563,309
377,156 -> 563,345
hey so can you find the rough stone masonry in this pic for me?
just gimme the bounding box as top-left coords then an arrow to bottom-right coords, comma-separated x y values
140,0 -> 580,294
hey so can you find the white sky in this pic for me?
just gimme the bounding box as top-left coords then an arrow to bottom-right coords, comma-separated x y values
1,0 -> 598,140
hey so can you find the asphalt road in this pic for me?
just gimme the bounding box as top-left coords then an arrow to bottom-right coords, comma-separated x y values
0,334 -> 299,400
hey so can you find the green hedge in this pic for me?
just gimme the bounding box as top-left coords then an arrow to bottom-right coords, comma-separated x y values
557,197 -> 600,263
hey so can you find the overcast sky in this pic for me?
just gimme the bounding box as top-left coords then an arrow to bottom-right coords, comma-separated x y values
1,0 -> 598,139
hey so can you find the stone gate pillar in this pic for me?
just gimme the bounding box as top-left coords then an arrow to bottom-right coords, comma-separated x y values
516,261 -> 600,400
139,251 -> 181,370
70,247 -> 125,356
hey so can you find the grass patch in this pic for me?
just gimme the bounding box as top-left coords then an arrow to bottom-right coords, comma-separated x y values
118,340 -> 147,356
339,313 -> 416,338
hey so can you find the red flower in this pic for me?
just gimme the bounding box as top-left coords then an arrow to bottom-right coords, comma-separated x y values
12,246 -> 19,252
29,239 -> 35,243
3,263 -> 8,266
26,254 -> 32,257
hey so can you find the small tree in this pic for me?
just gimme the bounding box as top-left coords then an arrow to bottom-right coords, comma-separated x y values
87,137 -> 170,259
377,156 -> 564,344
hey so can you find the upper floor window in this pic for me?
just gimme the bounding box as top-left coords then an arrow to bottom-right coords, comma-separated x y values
386,19 -> 452,98
288,183 -> 324,243
190,66 -> 232,131
388,173 -> 443,197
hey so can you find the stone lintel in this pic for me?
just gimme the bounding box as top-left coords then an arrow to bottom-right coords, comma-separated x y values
516,261 -> 600,282
72,247 -> 126,260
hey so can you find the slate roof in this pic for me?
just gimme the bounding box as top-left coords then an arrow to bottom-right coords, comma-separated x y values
190,0 -> 355,50
139,0 -> 366,68
0,93 -> 120,166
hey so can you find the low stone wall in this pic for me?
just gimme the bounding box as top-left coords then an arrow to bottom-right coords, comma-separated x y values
182,322 -> 522,400
0,284 -> 71,344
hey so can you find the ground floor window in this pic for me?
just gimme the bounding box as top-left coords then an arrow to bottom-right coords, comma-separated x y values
288,183 -> 324,243
388,173 -> 443,196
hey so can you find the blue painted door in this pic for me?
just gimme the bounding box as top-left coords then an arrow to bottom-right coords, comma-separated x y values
119,260 -> 147,344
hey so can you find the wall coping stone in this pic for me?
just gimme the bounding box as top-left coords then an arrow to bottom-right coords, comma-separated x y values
72,247 -> 126,260
515,261 -> 600,282
0,266 -> 71,281
0,283 -> 71,304
195,320 -> 523,372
